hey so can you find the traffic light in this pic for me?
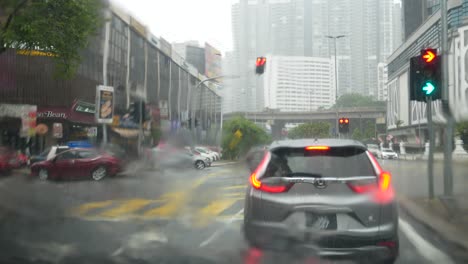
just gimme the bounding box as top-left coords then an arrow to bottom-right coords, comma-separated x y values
409,48 -> 441,101
255,57 -> 266,74
338,118 -> 350,134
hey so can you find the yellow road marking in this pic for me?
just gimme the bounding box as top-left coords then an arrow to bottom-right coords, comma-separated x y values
71,169 -> 233,221
142,192 -> 187,218
191,169 -> 230,189
71,200 -> 114,216
195,198 -> 238,227
99,199 -> 154,218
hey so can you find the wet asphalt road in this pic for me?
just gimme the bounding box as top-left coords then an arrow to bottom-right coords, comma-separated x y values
0,160 -> 463,263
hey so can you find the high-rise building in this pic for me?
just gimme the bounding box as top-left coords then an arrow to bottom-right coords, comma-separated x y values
173,41 -> 206,75
377,63 -> 388,101
226,0 -> 402,113
402,0 -> 428,40
393,3 -> 403,50
263,56 -> 335,112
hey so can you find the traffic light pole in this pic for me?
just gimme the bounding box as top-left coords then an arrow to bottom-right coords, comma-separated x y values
427,97 -> 435,200
441,0 -> 454,196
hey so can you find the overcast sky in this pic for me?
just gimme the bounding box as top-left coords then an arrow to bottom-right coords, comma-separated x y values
111,0 -> 235,53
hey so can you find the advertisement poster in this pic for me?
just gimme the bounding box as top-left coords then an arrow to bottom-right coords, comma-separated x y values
20,105 -> 37,137
95,85 -> 114,124
205,42 -> 222,79
87,127 -> 98,137
52,123 -> 63,138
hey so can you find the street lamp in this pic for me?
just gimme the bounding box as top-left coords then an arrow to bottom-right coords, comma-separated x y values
192,75 -> 240,144
325,35 -> 346,138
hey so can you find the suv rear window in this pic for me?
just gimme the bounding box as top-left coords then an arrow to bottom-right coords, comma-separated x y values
265,147 -> 376,178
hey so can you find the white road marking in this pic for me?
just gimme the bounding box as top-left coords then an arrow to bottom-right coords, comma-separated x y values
398,218 -> 454,264
199,208 -> 244,247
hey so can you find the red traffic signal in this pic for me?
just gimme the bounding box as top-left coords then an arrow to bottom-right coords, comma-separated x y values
339,118 -> 344,124
256,57 -> 266,67
421,49 -> 437,63
255,57 -> 266,74
344,118 -> 349,124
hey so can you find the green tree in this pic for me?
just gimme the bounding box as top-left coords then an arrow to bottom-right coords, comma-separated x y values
222,116 -> 271,160
456,121 -> 468,136
333,93 -> 385,108
288,122 -> 331,139
352,128 -> 363,140
0,0 -> 102,78
362,120 -> 376,139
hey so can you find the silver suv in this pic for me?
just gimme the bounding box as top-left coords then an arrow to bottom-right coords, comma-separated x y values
243,139 -> 398,263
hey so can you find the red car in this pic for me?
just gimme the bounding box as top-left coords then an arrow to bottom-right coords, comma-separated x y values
0,147 -> 18,175
30,148 -> 122,181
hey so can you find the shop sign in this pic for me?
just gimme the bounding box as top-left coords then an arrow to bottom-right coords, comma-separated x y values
74,101 -> 95,114
112,115 -> 120,127
87,127 -> 98,137
19,105 -> 37,137
37,111 -> 67,119
53,123 -> 63,138
95,85 -> 114,124
0,104 -> 32,118
36,124 -> 49,135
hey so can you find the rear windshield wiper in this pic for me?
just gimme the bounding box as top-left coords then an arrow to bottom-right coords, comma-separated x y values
285,172 -> 323,178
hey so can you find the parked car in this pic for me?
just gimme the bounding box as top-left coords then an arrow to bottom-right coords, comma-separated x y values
380,148 -> 399,159
194,147 -> 218,161
189,150 -> 211,170
191,149 -> 214,165
0,147 -> 18,175
30,148 -> 122,181
367,144 -> 382,158
205,146 -> 223,158
30,146 -> 70,165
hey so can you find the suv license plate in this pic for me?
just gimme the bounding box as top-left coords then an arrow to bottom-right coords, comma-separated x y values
306,214 -> 337,230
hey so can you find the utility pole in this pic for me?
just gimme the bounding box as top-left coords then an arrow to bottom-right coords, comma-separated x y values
192,75 -> 240,144
427,97 -> 435,200
441,0 -> 454,196
326,35 -> 346,138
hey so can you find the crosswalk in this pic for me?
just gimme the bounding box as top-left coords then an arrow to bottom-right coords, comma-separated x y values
69,184 -> 246,226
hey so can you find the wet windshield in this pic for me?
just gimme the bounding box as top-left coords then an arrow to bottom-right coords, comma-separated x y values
1,0 -> 467,263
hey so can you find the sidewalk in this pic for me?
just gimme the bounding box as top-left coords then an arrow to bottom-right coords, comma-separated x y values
398,195 -> 468,260
399,153 -> 468,164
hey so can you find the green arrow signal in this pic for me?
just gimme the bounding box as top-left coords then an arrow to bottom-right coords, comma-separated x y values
422,81 -> 436,95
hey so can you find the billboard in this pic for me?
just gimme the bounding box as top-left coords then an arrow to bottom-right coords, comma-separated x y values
95,85 -> 114,124
205,42 -> 222,79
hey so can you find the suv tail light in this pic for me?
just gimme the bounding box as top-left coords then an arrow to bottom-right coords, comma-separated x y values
249,152 -> 292,193
348,151 -> 394,203
347,171 -> 392,193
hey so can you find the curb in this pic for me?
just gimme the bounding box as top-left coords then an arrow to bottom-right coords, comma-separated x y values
397,195 -> 468,252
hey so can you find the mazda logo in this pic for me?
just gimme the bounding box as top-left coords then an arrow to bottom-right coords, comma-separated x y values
314,179 -> 328,189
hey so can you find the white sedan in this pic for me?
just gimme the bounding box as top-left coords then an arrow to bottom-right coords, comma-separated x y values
194,147 -> 218,161
380,148 -> 399,159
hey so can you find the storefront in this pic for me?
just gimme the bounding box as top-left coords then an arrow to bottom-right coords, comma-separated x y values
0,104 -> 37,152
34,100 -> 98,153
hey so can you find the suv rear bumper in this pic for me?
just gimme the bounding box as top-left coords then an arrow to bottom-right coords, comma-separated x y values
244,221 -> 398,261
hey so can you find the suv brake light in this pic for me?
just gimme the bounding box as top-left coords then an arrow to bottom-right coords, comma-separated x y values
347,171 -> 392,193
249,152 -> 292,193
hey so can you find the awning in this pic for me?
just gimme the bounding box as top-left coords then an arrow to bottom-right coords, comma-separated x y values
111,127 -> 139,138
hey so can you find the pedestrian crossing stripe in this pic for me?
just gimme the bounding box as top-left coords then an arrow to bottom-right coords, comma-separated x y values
70,184 -> 246,226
